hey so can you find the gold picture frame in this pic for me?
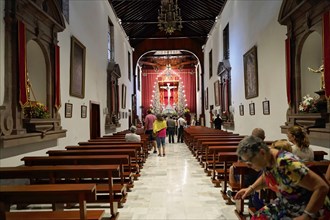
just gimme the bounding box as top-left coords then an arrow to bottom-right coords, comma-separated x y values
243,46 -> 258,99
70,36 -> 86,98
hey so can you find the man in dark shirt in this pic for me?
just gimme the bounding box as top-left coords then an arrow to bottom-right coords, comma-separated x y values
213,114 -> 222,130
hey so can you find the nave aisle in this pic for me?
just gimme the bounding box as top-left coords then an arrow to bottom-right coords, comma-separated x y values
116,142 -> 237,220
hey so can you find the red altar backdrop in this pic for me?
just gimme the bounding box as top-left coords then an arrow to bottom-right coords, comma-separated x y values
141,68 -> 196,115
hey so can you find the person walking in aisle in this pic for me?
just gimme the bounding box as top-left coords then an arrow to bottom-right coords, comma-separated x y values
144,109 -> 157,153
166,116 -> 176,143
177,115 -> 186,143
153,114 -> 167,156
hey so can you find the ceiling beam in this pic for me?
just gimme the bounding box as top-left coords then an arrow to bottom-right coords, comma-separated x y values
122,18 -> 215,25
130,35 -> 207,40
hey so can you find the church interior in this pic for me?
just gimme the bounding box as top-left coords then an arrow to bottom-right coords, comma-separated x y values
0,0 -> 330,219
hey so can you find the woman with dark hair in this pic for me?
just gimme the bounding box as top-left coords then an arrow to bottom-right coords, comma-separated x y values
234,136 -> 330,219
287,125 -> 314,161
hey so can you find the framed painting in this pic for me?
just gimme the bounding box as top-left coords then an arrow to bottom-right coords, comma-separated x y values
263,100 -> 270,115
243,46 -> 258,99
205,88 -> 209,110
249,103 -> 255,115
81,105 -> 87,118
239,104 -> 244,116
65,103 -> 73,118
70,36 -> 86,98
214,80 -> 220,106
121,84 -> 126,109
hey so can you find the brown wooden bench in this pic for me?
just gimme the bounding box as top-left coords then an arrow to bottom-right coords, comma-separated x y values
21,155 -> 130,206
0,165 -> 120,219
0,184 -> 104,220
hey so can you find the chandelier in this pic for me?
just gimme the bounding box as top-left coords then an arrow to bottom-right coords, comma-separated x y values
158,0 -> 183,35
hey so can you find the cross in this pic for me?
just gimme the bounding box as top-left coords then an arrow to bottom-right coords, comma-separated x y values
160,83 -> 177,106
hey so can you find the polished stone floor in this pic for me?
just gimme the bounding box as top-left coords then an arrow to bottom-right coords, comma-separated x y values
116,142 -> 237,220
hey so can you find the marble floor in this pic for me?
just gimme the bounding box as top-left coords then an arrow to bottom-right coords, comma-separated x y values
116,142 -> 237,220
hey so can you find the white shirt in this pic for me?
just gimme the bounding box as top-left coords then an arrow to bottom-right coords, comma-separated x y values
177,117 -> 186,127
291,145 -> 314,161
125,133 -> 141,142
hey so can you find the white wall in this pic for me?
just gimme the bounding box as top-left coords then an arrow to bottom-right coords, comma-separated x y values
204,0 -> 287,140
0,0 -> 133,166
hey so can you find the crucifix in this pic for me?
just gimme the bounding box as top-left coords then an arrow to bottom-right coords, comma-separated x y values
160,83 -> 177,106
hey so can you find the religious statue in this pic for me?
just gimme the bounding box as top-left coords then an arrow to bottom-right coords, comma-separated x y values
160,83 -> 177,106
308,62 -> 325,90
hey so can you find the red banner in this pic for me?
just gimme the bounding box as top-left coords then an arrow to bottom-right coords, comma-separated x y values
285,38 -> 291,104
54,45 -> 61,109
18,21 -> 27,106
323,11 -> 330,98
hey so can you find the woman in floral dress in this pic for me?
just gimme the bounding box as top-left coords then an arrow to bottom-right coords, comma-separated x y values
234,136 -> 330,220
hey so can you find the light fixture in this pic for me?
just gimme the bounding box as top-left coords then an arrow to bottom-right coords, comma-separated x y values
158,0 -> 182,35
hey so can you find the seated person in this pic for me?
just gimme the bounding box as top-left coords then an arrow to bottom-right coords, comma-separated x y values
136,122 -> 144,135
287,125 -> 314,161
270,139 -> 292,152
125,125 -> 141,142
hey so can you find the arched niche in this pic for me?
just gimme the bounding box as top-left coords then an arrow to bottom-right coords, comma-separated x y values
0,0 -> 66,149
300,31 -> 323,97
26,40 -> 47,105
278,0 -> 330,142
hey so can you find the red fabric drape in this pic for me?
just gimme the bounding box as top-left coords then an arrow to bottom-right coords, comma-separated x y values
54,45 -> 61,109
285,38 -> 291,104
18,21 -> 28,106
141,70 -> 158,114
323,11 -> 330,98
141,69 -> 196,114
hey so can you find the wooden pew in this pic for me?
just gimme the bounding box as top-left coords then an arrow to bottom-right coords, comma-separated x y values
0,183 -> 104,220
21,155 -> 130,206
0,165 -> 120,219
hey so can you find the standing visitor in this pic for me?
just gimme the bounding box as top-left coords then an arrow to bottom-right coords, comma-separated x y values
213,114 -> 222,130
144,109 -> 157,153
177,115 -> 186,143
153,114 -> 167,157
166,116 -> 176,143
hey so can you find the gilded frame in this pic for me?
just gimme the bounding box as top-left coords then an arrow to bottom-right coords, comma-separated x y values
70,36 -> 86,98
243,46 -> 258,99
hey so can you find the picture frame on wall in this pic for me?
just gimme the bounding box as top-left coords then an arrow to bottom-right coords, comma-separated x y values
249,103 -> 255,115
239,104 -> 244,116
263,100 -> 270,115
81,105 -> 87,118
70,36 -> 86,98
65,103 -> 73,118
214,80 -> 220,106
243,46 -> 258,99
205,88 -> 209,110
121,84 -> 126,109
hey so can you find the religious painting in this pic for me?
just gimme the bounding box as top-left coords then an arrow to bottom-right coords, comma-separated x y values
243,46 -> 258,99
121,84 -> 126,109
263,100 -> 270,115
249,103 -> 255,115
205,88 -> 209,110
81,105 -> 87,118
70,36 -> 86,98
214,80 -> 220,106
239,104 -> 244,116
65,103 -> 73,118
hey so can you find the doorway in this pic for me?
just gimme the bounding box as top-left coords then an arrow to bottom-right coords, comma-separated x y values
90,101 -> 100,139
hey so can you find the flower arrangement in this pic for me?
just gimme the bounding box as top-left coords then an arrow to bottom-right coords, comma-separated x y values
298,94 -> 318,113
24,101 -> 50,119
184,107 -> 190,113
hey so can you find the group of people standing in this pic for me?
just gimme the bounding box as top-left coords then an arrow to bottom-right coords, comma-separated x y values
143,110 -> 188,156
